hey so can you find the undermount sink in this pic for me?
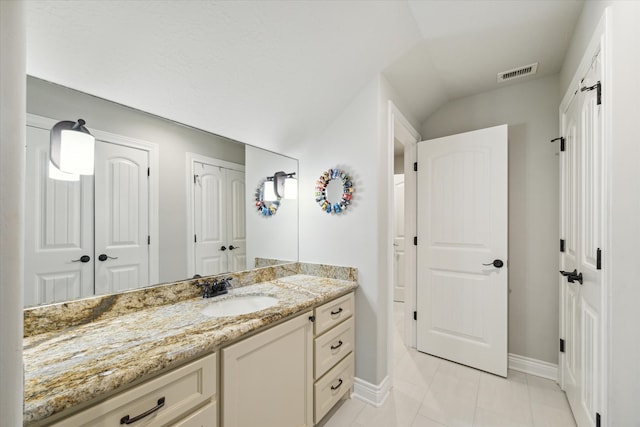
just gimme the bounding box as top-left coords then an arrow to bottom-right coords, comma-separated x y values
201,295 -> 279,317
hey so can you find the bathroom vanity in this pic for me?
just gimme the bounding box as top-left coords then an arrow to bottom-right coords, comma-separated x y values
23,263 -> 357,427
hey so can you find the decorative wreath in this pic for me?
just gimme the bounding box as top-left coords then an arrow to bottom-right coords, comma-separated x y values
254,178 -> 281,216
315,168 -> 354,214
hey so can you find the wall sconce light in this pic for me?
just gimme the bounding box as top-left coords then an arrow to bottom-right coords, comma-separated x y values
263,171 -> 297,201
50,119 -> 95,176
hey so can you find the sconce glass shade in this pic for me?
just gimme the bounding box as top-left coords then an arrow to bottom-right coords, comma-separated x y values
48,160 -> 80,181
263,180 -> 278,201
50,119 -> 95,175
284,176 -> 297,199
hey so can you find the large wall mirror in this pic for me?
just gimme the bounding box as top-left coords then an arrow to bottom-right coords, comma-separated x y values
25,77 -> 298,307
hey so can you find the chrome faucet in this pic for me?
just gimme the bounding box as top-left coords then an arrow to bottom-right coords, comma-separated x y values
195,277 -> 233,298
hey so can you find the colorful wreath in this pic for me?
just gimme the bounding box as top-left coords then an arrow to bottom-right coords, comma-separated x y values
315,168 -> 354,214
254,178 -> 281,216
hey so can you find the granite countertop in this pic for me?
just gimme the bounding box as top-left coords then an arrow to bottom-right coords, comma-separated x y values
23,274 -> 357,424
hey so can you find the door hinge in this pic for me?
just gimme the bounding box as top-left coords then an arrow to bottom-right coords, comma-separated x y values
413,162 -> 418,172
147,167 -> 150,177
194,234 -> 197,243
413,311 -> 417,321
581,81 -> 601,105
194,174 -> 197,184
147,235 -> 151,245
414,236 -> 417,246
596,248 -> 602,270
550,137 -> 566,152
560,239 -> 565,252
560,338 -> 565,353
596,412 -> 601,427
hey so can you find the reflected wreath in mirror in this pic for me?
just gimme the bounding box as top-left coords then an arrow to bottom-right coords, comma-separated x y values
315,168 -> 354,214
255,178 -> 281,216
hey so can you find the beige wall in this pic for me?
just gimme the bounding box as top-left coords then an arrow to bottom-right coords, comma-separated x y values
421,75 -> 561,364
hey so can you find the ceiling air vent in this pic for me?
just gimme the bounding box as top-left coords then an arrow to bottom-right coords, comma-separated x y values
497,62 -> 538,83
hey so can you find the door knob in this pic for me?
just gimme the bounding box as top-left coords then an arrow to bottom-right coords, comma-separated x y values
482,259 -> 504,268
228,245 -> 240,250
220,246 -> 227,251
98,254 -> 118,262
71,255 -> 91,263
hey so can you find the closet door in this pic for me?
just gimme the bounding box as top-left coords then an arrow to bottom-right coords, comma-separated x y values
24,125 -> 94,306
226,169 -> 246,273
94,141 -> 150,294
194,162 -> 227,276
560,51 -> 603,427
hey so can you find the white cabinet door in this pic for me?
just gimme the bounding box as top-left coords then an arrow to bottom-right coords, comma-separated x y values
560,49 -> 604,427
94,141 -> 150,294
222,312 -> 313,427
416,125 -> 508,377
24,125 -> 94,306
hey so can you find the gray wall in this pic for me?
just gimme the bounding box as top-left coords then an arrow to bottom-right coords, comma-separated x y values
27,77 -> 245,283
421,75 -> 561,364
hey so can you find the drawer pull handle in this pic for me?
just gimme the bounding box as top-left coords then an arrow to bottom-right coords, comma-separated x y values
330,378 -> 343,391
330,307 -> 343,316
330,340 -> 343,350
120,397 -> 166,424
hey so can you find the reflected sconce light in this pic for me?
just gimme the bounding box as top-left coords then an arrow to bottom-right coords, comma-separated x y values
263,171 -> 297,201
50,119 -> 95,177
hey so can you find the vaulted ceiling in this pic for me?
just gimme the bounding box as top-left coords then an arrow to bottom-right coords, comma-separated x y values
26,1 -> 583,154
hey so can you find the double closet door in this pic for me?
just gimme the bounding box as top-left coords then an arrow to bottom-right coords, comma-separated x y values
559,50 -> 604,427
192,161 -> 246,276
24,122 -> 151,306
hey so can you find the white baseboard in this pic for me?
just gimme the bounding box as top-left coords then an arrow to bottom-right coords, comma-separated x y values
509,353 -> 558,381
351,375 -> 390,407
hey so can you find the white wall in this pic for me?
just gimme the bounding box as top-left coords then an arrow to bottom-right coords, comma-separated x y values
422,75 -> 561,365
296,77 -> 384,385
0,1 -> 26,424
603,4 -> 640,424
245,146 -> 298,267
27,77 -> 245,283
293,75 -> 420,389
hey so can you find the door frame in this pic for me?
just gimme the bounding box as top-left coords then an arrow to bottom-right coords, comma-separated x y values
26,113 -> 160,286
185,152 -> 245,278
558,9 -> 610,423
386,101 -> 421,364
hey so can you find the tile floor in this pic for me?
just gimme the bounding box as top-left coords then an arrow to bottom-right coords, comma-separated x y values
318,303 -> 576,427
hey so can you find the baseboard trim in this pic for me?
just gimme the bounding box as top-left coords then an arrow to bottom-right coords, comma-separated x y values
509,353 -> 558,381
351,375 -> 390,407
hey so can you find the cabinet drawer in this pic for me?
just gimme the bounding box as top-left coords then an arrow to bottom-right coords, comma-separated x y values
314,352 -> 354,424
51,353 -> 217,427
314,293 -> 354,336
314,317 -> 354,379
172,401 -> 217,427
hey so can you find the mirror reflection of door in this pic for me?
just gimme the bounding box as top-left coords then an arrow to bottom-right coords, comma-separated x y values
24,121 -> 153,306
192,160 -> 246,276
393,174 -> 405,302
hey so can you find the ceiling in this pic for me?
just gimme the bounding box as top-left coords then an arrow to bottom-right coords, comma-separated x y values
25,1 -> 584,154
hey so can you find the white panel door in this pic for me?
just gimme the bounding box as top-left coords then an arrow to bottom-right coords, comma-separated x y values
416,125 -> 508,377
94,141 -> 150,295
194,162 -> 227,276
560,51 -> 603,427
226,169 -> 246,273
393,174 -> 405,302
24,125 -> 94,306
